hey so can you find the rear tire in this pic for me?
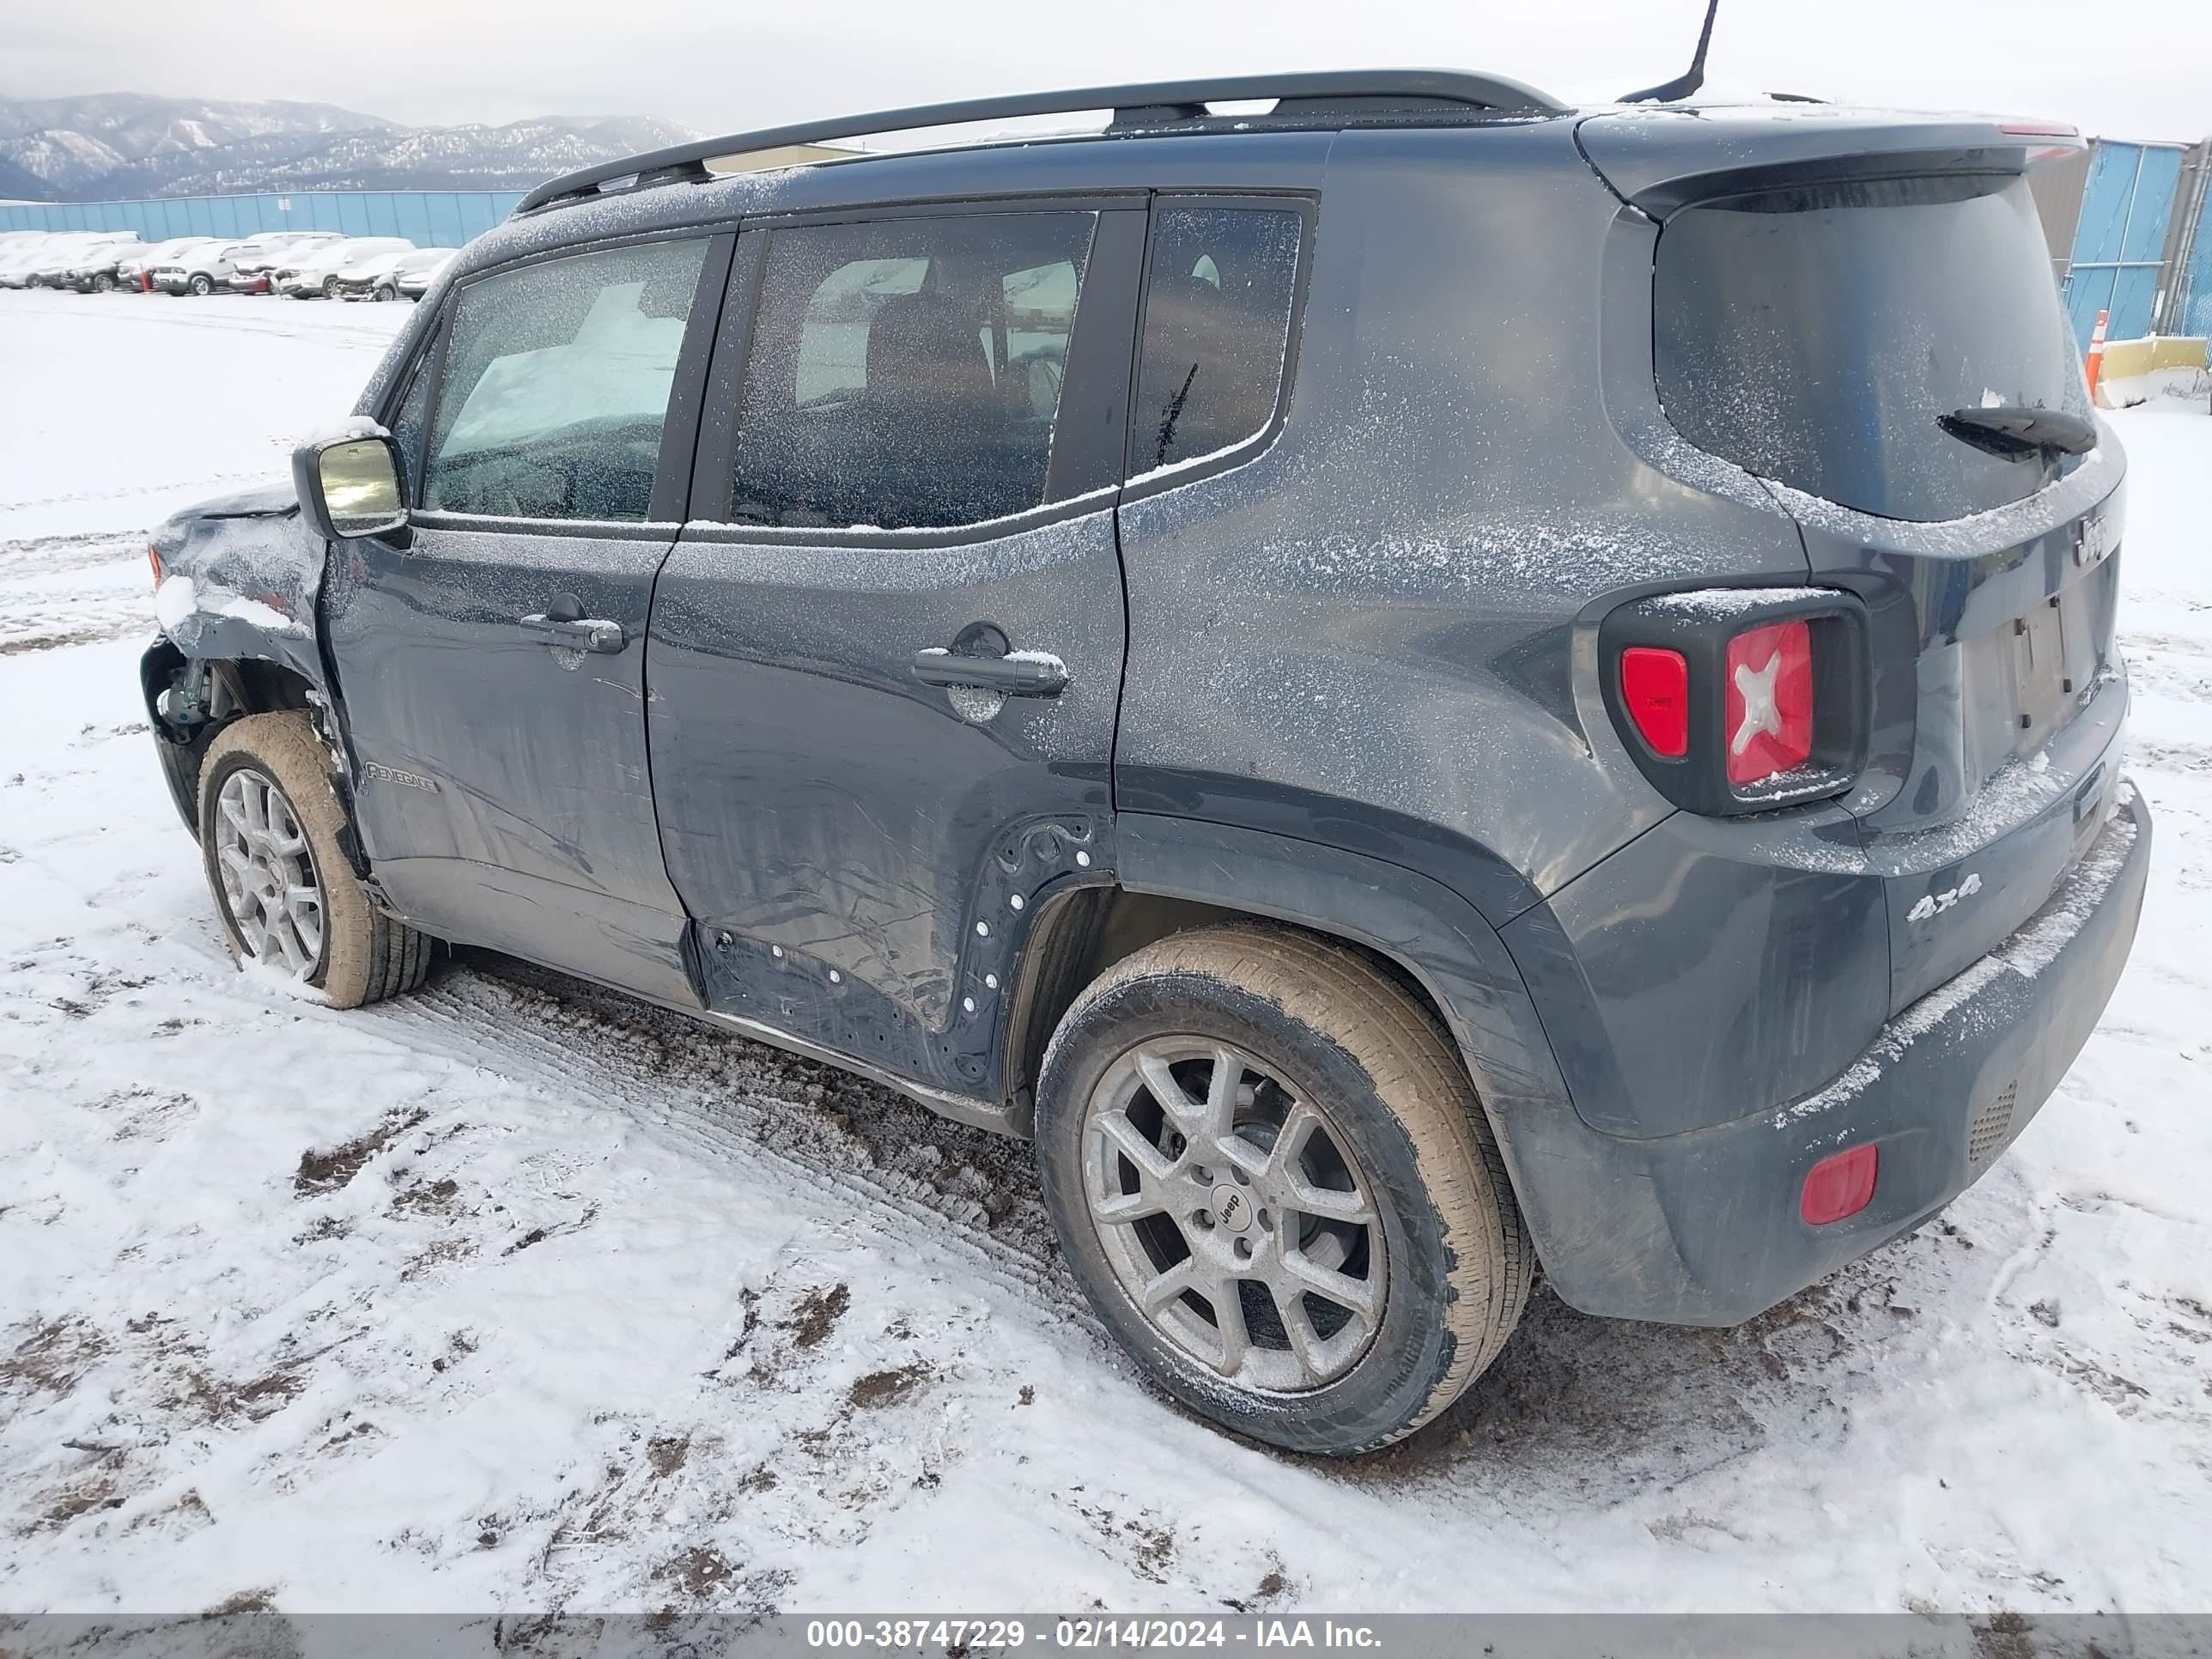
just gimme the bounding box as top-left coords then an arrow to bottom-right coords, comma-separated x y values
1034,924 -> 1531,1455
198,711 -> 434,1009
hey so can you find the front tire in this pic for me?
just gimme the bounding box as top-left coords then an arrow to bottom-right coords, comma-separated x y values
373,283 -> 397,302
93,272 -> 115,293
188,273 -> 212,297
322,276 -> 340,300
1035,925 -> 1531,1455
198,712 -> 433,1008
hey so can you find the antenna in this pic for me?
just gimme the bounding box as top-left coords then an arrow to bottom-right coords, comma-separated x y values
1619,0 -> 1721,104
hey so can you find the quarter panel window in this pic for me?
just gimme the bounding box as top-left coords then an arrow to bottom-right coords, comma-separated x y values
729,211 -> 1097,532
423,238 -> 709,522
1131,204 -> 1303,475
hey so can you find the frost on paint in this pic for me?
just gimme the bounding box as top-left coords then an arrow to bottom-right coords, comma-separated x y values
1774,799 -> 2142,1134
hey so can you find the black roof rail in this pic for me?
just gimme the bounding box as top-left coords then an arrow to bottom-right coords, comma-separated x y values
514,70 -> 1568,215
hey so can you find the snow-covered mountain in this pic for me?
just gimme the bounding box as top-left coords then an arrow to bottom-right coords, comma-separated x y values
0,94 -> 701,201
0,94 -> 392,193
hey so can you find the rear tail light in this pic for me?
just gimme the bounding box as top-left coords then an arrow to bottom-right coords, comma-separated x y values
1620,647 -> 1690,757
1723,618 -> 1813,785
1601,588 -> 1869,817
1801,1143 -> 1879,1225
148,544 -> 162,586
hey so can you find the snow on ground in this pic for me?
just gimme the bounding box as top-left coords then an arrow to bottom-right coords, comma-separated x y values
1,288 -> 2209,1620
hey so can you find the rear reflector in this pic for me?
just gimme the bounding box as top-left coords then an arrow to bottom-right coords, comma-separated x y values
1801,1143 -> 1879,1225
1620,646 -> 1690,758
1724,618 -> 1813,786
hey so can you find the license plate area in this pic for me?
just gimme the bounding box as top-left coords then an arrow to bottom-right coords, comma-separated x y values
2010,592 -> 2072,754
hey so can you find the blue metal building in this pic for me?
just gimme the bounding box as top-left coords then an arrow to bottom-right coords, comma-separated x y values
2062,141 -> 2189,348
0,190 -> 523,247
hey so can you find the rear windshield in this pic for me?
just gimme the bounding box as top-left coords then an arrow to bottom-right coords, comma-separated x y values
1654,174 -> 2087,522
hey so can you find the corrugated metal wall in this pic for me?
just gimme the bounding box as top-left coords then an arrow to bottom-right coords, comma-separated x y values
2163,149 -> 2212,339
0,190 -> 523,247
2062,141 -> 2189,348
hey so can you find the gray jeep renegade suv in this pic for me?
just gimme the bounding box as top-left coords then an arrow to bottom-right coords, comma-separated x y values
139,71 -> 2150,1455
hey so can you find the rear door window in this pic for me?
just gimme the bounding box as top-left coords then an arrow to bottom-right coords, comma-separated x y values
729,211 -> 1096,531
1130,202 -> 1304,477
422,237 -> 710,522
1653,174 -> 2088,522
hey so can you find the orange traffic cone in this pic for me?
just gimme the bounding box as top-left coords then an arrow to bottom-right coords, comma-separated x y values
2084,308 -> 2109,404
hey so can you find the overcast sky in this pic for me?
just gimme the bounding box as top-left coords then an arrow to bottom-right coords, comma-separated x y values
4,0 -> 2206,143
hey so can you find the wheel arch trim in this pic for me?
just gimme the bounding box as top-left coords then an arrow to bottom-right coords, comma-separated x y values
1110,813 -> 1574,1123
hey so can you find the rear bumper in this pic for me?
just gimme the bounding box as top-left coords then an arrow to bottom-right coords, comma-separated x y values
1507,788 -> 2149,1324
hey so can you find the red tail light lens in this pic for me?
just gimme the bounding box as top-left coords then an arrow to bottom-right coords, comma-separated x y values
148,544 -> 163,586
1801,1143 -> 1879,1226
1619,646 -> 1690,758
1723,618 -> 1814,786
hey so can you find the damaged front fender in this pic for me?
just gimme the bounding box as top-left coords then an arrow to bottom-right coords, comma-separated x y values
149,479 -> 331,693
143,479 -> 339,837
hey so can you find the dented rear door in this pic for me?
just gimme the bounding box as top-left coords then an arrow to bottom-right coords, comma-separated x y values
645,207 -> 1144,1104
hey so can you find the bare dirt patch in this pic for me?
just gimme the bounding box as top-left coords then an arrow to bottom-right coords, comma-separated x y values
782,1284 -> 849,1351
659,1544 -> 737,1598
2,1315 -> 109,1399
847,1363 -> 927,1410
294,1108 -> 428,1194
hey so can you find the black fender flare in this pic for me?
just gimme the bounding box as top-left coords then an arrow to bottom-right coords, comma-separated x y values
1111,811 -> 1615,1276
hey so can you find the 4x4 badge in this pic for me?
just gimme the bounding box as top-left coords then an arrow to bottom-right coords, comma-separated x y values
1908,871 -> 1982,923
2074,517 -> 2110,568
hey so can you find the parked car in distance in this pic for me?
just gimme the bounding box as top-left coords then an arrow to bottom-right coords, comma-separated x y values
140,73 -> 2150,1456
24,233 -> 140,289
274,238 -> 413,299
150,234 -> 287,296
117,237 -> 223,292
0,234 -> 67,288
387,247 -> 459,301
392,247 -> 459,301
62,234 -> 158,292
328,243 -> 431,301
227,232 -> 347,295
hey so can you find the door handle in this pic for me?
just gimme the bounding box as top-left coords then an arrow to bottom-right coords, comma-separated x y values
911,647 -> 1067,696
521,613 -> 626,654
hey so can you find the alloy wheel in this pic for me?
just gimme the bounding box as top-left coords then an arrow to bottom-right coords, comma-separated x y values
212,767 -> 325,980
1082,1038 -> 1388,1392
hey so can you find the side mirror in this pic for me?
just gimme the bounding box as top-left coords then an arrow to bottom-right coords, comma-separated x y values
294,433 -> 408,541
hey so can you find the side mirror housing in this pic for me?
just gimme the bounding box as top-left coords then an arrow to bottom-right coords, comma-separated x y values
294,432 -> 408,542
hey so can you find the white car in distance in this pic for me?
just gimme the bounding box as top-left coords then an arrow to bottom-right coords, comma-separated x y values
337,245 -> 459,301
273,238 -> 414,300
151,234 -> 300,296
227,232 -> 348,294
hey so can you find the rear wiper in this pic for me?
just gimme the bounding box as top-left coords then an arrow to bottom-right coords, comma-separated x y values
1938,404 -> 2098,460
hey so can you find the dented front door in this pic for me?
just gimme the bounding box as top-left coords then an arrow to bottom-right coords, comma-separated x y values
324,232 -> 732,1004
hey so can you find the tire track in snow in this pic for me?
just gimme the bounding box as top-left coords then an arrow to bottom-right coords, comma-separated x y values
373,959 -> 1088,1320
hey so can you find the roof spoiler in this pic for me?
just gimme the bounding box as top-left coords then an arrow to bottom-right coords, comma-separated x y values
513,69 -> 1568,216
